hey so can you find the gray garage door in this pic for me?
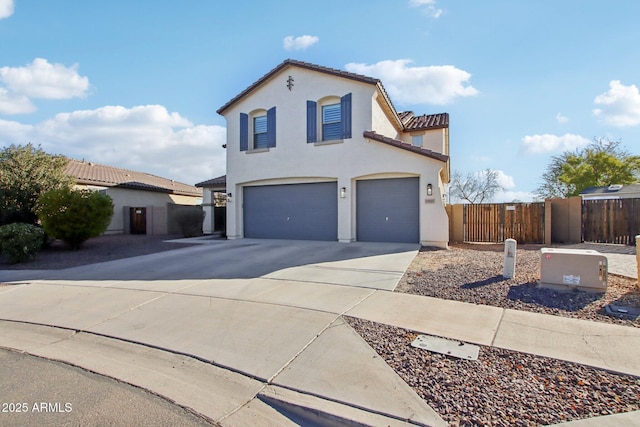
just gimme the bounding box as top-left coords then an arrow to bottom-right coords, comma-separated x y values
357,177 -> 419,243
244,182 -> 338,241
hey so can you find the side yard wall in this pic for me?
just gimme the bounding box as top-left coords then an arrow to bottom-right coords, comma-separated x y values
447,197 -> 582,245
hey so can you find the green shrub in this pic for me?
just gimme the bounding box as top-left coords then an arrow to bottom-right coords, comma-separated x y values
37,188 -> 114,249
0,223 -> 45,264
0,144 -> 73,226
173,207 -> 204,237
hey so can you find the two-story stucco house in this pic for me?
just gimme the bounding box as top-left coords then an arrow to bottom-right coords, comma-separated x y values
217,59 -> 450,248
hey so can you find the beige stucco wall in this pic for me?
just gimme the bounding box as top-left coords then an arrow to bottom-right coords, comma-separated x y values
549,196 -> 582,244
223,66 -> 449,247
74,184 -> 199,234
422,128 -> 447,154
446,204 -> 464,243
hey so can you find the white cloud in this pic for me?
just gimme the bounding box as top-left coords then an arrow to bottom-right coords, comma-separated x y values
593,80 -> 640,127
521,133 -> 590,154
0,88 -> 36,114
409,0 -> 443,18
0,105 -> 227,185
0,58 -> 90,100
283,35 -> 319,51
493,170 -> 515,190
0,0 -> 14,19
556,112 -> 568,123
345,59 -> 478,105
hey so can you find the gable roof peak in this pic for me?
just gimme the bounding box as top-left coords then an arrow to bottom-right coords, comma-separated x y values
217,59 -> 381,115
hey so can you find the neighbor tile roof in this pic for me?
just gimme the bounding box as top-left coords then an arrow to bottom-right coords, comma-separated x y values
363,131 -> 449,162
66,159 -> 202,197
195,175 -> 227,189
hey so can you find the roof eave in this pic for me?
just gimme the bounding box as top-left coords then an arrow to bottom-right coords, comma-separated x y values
363,130 -> 449,163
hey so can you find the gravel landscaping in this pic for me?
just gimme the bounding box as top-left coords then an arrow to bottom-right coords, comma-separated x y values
397,243 -> 640,327
346,316 -> 640,427
345,243 -> 640,426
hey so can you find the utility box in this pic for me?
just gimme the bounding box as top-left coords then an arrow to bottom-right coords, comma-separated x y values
539,248 -> 608,292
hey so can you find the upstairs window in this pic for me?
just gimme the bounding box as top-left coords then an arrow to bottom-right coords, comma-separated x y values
322,103 -> 341,141
307,93 -> 352,143
412,135 -> 422,147
240,106 -> 276,151
253,115 -> 268,148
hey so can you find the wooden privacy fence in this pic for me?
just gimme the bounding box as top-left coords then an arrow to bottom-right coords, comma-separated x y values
463,202 -> 545,244
582,198 -> 640,245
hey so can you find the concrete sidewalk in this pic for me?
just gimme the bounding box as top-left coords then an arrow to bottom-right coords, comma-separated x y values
1,239 -> 639,426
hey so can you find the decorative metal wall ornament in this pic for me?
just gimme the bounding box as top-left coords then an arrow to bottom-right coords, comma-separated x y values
286,75 -> 294,91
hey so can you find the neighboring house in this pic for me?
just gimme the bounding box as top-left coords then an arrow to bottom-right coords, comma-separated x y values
216,59 -> 450,247
66,159 -> 202,235
580,184 -> 640,200
195,175 -> 227,235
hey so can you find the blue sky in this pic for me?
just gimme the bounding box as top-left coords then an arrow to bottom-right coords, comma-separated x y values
1,0 -> 639,201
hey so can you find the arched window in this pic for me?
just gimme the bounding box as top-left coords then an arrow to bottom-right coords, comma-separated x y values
306,93 -> 352,143
239,107 -> 276,151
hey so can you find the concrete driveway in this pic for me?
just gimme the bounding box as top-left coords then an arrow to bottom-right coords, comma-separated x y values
0,238 -> 419,288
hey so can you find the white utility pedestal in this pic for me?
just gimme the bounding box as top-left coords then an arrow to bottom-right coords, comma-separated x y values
503,238 -> 517,279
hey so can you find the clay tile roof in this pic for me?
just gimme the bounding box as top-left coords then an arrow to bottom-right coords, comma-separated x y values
65,159 -> 202,197
195,175 -> 227,189
398,111 -> 415,125
217,59 -> 381,115
403,113 -> 449,131
363,131 -> 449,163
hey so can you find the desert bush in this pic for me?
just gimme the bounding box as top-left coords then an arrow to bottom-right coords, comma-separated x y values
0,144 -> 73,226
0,223 -> 46,263
173,207 -> 204,237
37,188 -> 114,249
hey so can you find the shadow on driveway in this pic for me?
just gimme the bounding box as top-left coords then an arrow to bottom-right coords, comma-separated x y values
1,239 -> 419,283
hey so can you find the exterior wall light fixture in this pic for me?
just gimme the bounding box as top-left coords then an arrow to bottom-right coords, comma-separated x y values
426,184 -> 433,196
340,187 -> 346,198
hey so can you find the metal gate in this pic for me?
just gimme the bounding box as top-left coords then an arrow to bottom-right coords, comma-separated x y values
463,203 -> 545,244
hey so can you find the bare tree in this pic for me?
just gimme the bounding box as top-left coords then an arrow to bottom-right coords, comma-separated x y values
449,169 -> 504,204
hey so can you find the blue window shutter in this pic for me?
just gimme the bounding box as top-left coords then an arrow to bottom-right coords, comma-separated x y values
307,101 -> 317,143
267,106 -> 276,147
341,93 -> 352,139
240,113 -> 248,151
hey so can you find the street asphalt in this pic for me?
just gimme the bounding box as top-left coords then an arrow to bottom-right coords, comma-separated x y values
0,237 -> 638,426
0,348 -> 215,427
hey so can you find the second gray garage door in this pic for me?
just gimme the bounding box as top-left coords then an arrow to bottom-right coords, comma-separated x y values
356,177 -> 419,243
244,182 -> 337,241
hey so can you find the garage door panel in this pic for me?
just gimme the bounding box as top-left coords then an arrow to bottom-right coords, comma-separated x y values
244,182 -> 337,241
357,178 -> 419,243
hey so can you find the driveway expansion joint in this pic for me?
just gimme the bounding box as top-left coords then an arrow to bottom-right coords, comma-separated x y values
267,314 -> 343,384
